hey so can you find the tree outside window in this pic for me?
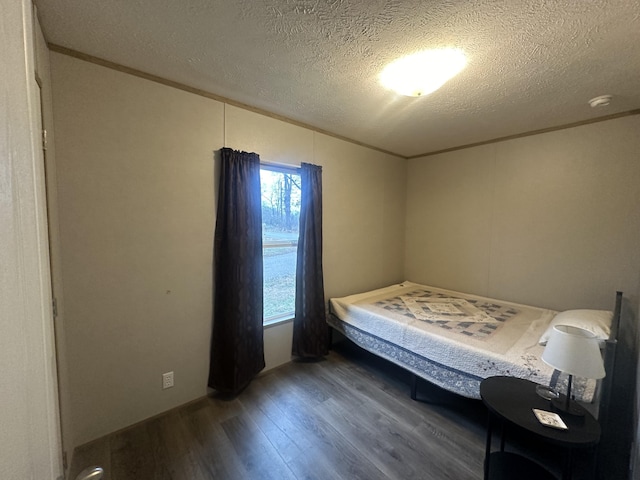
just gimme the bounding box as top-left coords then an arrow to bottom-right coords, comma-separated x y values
260,166 -> 301,323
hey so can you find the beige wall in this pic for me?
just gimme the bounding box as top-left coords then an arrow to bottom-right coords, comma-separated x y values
51,53 -> 223,447
317,133 -> 407,299
405,116 -> 640,476
50,53 -> 406,446
406,115 -> 640,313
1,2 -> 62,478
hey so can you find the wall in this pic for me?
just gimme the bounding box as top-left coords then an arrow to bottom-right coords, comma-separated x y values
0,1 -> 62,478
406,115 -> 640,312
51,53 -> 222,447
50,53 -> 406,446
405,115 -> 640,477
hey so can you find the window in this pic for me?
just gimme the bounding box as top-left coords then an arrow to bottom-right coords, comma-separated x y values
260,165 -> 301,324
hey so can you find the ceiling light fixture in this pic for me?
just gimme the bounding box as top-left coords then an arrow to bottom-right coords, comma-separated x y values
380,48 -> 467,97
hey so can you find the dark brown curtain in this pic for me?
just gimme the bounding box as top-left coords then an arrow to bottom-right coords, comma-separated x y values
208,148 -> 265,394
292,163 -> 328,358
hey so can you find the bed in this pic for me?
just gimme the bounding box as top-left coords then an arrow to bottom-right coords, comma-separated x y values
328,281 -> 621,415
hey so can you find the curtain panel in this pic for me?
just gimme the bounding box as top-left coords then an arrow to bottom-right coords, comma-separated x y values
292,162 -> 328,358
208,148 -> 265,394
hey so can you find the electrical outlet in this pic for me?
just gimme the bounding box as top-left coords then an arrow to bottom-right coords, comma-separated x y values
162,371 -> 174,389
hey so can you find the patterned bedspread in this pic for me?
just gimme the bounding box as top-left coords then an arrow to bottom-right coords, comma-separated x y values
377,288 -> 520,340
328,282 -> 595,402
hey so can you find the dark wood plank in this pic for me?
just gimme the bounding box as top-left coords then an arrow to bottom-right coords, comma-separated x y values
238,379 -> 309,463
293,356 -> 485,479
68,436 -> 111,480
221,412 -> 297,480
146,411 -> 208,480
109,423 -> 159,480
240,375 -> 346,480
69,341 -> 506,480
260,369 -> 391,479
180,397 -> 250,479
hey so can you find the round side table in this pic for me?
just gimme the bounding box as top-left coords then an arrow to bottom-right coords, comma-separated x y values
480,376 -> 600,480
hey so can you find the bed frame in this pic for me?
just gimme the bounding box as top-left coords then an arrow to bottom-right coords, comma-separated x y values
597,291 -> 623,422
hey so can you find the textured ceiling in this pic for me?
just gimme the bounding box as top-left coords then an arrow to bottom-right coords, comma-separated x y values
35,0 -> 640,158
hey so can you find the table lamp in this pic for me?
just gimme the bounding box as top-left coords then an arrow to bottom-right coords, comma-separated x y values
541,324 -> 605,416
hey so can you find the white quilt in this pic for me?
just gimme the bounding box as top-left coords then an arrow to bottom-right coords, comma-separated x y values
329,281 -> 595,402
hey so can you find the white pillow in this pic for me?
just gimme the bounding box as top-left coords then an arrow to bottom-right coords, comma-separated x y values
539,309 -> 613,346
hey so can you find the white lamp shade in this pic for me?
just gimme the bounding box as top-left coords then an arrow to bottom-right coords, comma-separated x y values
541,324 -> 605,379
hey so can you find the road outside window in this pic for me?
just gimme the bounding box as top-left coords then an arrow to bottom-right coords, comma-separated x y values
260,166 -> 301,324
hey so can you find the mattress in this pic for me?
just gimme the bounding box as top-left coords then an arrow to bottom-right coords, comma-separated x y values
328,281 -> 595,402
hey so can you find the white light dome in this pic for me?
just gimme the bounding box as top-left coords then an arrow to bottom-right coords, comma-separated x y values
380,48 -> 467,97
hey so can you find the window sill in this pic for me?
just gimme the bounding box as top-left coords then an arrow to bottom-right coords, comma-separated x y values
263,316 -> 294,329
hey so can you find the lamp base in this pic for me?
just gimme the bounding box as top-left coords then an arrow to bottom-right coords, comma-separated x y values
535,385 -> 559,401
550,397 -> 586,417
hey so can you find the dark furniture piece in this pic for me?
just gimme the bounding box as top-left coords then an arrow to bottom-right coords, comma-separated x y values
481,376 -> 601,480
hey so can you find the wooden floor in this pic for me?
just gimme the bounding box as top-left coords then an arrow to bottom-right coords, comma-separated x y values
69,342 -> 574,480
